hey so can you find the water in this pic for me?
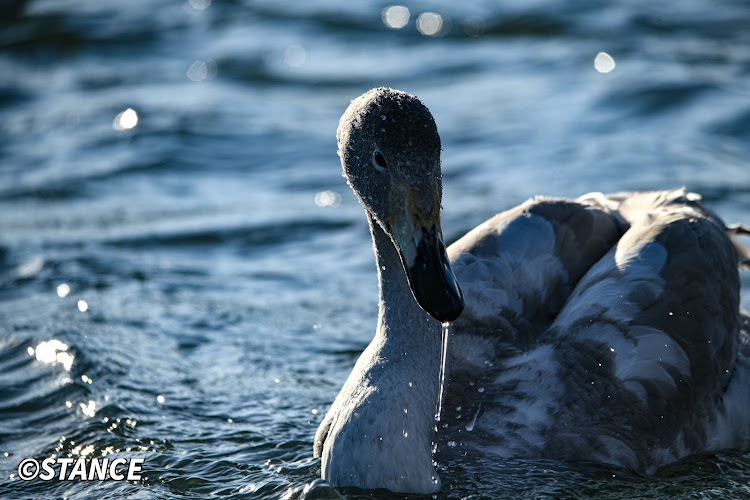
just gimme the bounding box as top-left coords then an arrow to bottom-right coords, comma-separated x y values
1,0 -> 750,498
435,322 -> 450,423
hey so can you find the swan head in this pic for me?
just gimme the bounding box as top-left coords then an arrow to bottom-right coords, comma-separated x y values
337,87 -> 464,322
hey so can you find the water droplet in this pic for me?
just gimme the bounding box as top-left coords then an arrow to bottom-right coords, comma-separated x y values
435,322 -> 450,422
477,387 -> 485,393
465,404 -> 481,432
402,430 -> 408,438
447,440 -> 456,447
403,408 -> 408,414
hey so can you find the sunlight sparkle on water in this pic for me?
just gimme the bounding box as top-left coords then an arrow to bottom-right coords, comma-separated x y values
189,0 -> 210,10
382,6 -> 410,29
187,60 -> 217,81
314,190 -> 341,207
157,395 -> 165,403
113,108 -> 138,131
18,255 -> 44,278
57,283 -> 70,298
594,52 -> 616,73
463,16 -> 486,37
284,44 -> 306,68
77,299 -> 89,312
29,340 -> 74,371
417,12 -> 445,36
80,400 -> 96,418
72,444 -> 96,457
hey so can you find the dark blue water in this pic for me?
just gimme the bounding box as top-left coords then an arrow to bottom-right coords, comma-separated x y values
1,1 -> 749,498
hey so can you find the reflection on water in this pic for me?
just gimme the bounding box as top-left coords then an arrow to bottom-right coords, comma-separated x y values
56,283 -> 71,298
79,400 -> 96,418
383,6 -> 410,30
284,44 -> 306,68
186,59 -> 218,82
28,340 -> 74,372
313,190 -> 341,208
595,52 -> 616,73
416,12 -> 447,37
188,0 -> 211,11
112,108 -> 138,131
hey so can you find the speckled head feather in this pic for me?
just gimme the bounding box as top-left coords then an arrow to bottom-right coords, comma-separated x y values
337,87 -> 442,230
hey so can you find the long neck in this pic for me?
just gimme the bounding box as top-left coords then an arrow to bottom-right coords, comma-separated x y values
318,215 -> 445,493
369,214 -> 441,357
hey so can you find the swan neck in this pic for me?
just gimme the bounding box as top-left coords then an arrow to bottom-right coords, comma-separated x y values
369,214 -> 439,345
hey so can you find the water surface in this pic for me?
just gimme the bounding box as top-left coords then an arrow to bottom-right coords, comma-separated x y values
1,1 -> 749,498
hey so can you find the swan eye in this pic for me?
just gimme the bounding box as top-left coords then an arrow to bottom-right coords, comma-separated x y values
372,151 -> 388,172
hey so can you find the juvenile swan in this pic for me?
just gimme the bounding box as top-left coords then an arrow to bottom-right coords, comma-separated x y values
314,87 -> 750,494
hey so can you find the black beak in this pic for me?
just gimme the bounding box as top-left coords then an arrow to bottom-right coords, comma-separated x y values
403,226 -> 464,322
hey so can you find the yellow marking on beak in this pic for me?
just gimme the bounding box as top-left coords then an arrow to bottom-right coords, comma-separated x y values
406,185 -> 440,228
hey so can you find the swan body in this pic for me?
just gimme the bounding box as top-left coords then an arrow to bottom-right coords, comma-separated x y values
314,87 -> 750,494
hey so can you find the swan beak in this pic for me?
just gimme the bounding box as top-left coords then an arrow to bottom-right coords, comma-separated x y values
389,202 -> 464,322
405,224 -> 465,322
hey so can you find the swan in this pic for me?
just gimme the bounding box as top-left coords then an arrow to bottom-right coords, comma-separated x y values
313,87 -> 750,494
